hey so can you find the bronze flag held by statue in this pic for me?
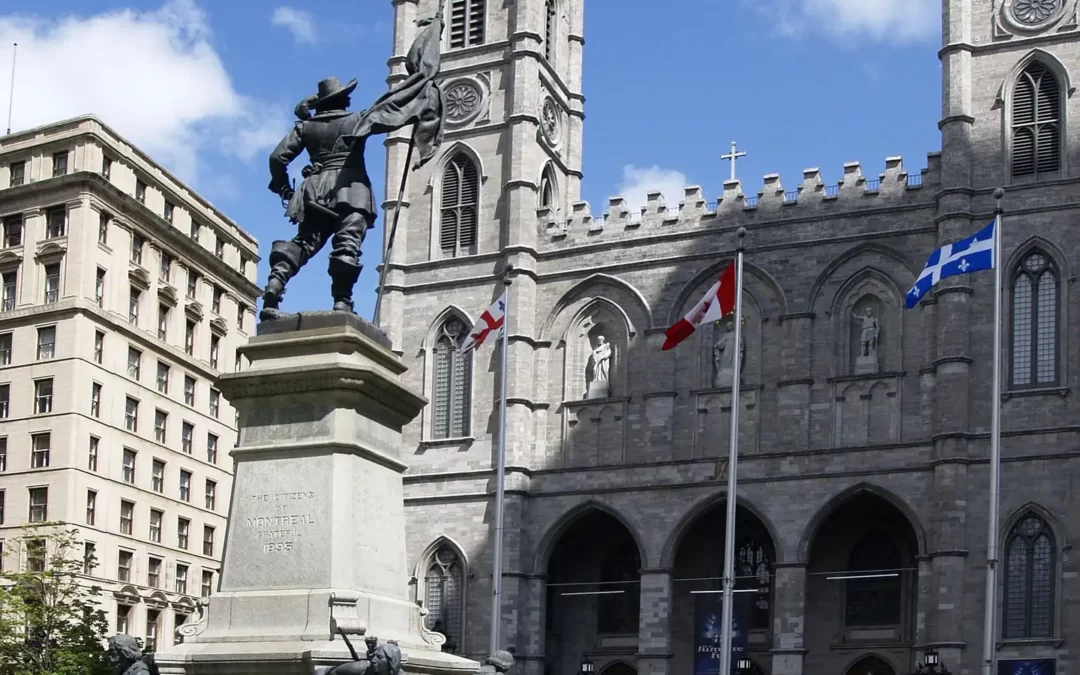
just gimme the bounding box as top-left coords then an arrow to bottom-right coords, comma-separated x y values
260,7 -> 446,322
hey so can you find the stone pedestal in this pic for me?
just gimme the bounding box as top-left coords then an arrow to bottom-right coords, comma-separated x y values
854,353 -> 878,375
585,380 -> 609,399
155,313 -> 479,675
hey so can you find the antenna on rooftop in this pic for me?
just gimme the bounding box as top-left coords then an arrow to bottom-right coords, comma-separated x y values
5,43 -> 16,135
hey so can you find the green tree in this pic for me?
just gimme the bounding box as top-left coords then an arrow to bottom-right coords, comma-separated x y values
0,523 -> 110,675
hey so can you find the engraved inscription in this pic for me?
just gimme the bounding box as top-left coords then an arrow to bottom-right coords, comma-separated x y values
246,491 -> 318,553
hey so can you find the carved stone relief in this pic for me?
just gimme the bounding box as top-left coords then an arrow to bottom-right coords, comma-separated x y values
831,375 -> 901,446
564,399 -> 627,468
995,0 -> 1076,35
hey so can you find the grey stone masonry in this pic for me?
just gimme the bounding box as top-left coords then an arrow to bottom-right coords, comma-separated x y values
384,2 -> 1080,675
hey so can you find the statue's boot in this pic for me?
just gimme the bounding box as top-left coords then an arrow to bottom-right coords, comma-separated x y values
329,257 -> 361,314
260,240 -> 303,320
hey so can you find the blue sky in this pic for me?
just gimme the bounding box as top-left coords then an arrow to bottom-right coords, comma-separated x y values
0,0 -> 942,319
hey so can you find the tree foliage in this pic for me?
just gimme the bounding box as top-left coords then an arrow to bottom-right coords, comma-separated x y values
0,523 -> 110,675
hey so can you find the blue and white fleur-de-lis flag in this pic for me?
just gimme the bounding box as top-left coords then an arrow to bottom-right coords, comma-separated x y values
905,219 -> 996,309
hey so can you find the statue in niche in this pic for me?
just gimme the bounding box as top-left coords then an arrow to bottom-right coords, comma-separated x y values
713,319 -> 745,388
585,335 -> 612,399
852,306 -> 880,374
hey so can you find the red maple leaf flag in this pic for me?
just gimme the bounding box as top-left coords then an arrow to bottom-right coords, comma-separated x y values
661,261 -> 737,351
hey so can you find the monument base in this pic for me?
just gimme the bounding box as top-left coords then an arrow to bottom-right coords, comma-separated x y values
854,354 -> 878,374
585,380 -> 609,399
153,313 -> 479,675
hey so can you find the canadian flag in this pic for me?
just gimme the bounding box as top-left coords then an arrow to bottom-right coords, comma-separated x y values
662,261 -> 737,351
460,291 -> 507,353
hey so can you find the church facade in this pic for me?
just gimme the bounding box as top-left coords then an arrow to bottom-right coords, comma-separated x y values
378,2 -> 1080,675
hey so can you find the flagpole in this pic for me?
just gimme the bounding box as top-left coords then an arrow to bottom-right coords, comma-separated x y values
373,125 -> 417,327
489,264 -> 513,654
981,187 -> 1005,675
718,227 -> 747,675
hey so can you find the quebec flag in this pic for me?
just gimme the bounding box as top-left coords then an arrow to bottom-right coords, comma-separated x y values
905,219 -> 996,309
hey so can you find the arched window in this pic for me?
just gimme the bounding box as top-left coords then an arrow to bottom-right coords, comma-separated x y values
432,318 -> 471,439
424,546 -> 465,652
448,0 -> 486,49
1010,251 -> 1058,389
845,529 -> 903,627
736,538 -> 772,631
544,0 -> 558,62
1011,61 -> 1061,179
539,166 -> 556,209
1003,513 -> 1055,638
440,153 -> 479,258
596,541 -> 640,634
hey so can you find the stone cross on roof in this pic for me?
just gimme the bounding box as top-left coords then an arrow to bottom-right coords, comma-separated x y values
721,141 -> 747,182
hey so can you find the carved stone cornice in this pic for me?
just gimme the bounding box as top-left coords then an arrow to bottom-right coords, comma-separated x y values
0,249 -> 23,269
128,265 -> 151,291
158,284 -> 178,307
209,316 -> 228,336
35,240 -> 67,262
185,301 -> 204,321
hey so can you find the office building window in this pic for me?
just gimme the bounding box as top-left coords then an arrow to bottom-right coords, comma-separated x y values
1,271 -> 15,311
127,346 -> 142,379
125,397 -> 139,432
0,386 -> 6,418
135,179 -> 147,203
116,605 -> 130,634
157,361 -> 170,393
94,331 -> 104,364
88,436 -> 99,471
189,221 -> 200,241
95,268 -> 106,306
203,526 -> 215,556
2,215 -> 22,247
122,449 -> 136,483
209,335 -> 219,369
145,610 -> 160,652
178,518 -> 190,549
148,557 -> 162,588
9,161 -> 24,187
129,287 -> 141,325
152,459 -> 165,493
43,263 -> 60,303
206,433 -> 218,464
182,422 -> 194,454
163,201 -> 175,224
45,207 -> 66,238
0,333 -> 9,363
212,286 -> 223,314
119,501 -> 134,535
36,326 -> 56,360
86,490 -> 97,525
31,433 -> 50,468
0,490 -> 4,524
184,376 -> 196,406
160,252 -> 172,282
215,237 -> 224,259
98,212 -> 109,244
209,389 -> 220,418
0,437 -> 6,470
149,509 -> 162,543
28,487 -> 48,522
131,233 -> 144,264
179,470 -> 191,502
154,409 -> 168,443
158,304 -> 169,340
52,151 -> 69,177
83,542 -> 96,575
35,379 -> 54,414
117,549 -> 132,582
90,382 -> 102,417
175,563 -> 188,594
205,479 -> 217,510
186,269 -> 199,299
201,570 -> 213,597
185,320 -> 195,355
102,156 -> 112,179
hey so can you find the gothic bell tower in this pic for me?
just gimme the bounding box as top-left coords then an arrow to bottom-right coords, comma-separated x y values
382,0 -> 584,272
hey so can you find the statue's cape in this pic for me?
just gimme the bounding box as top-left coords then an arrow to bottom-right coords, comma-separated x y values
344,15 -> 445,168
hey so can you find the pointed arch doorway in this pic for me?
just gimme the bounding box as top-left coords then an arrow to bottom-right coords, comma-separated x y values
845,655 -> 897,675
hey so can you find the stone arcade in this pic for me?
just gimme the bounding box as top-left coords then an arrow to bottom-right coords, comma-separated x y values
375,2 -> 1080,675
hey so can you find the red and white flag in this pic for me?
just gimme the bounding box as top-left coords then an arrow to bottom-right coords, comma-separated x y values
460,291 -> 507,353
662,261 -> 737,351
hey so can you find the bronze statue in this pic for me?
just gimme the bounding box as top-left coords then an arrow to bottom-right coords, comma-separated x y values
261,9 -> 446,321
107,634 -> 158,675
324,631 -> 403,675
478,650 -> 516,675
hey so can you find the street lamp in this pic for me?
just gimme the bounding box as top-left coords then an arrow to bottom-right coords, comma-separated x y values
914,649 -> 951,675
580,658 -> 594,675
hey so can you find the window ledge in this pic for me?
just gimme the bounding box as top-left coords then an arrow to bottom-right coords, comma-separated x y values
419,436 -> 475,450
997,637 -> 1064,649
1003,387 -> 1069,400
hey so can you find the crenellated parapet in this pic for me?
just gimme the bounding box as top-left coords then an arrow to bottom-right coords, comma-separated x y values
543,153 -> 942,244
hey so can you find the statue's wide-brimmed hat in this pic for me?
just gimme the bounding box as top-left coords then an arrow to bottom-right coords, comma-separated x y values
311,76 -> 358,107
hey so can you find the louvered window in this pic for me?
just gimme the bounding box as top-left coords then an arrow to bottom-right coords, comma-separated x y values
432,319 -> 471,439
439,154 -> 479,257
424,547 -> 464,653
1011,62 -> 1061,179
545,0 -> 557,61
1011,251 -> 1058,389
449,0 -> 486,49
1003,514 -> 1055,638
539,167 -> 555,208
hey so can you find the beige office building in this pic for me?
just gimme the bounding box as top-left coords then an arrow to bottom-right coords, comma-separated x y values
0,116 -> 261,649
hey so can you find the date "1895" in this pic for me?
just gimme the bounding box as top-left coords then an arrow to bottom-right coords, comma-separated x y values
263,541 -> 294,553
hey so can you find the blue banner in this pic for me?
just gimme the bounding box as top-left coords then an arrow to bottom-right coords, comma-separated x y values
693,593 -> 751,675
999,660 -> 1055,675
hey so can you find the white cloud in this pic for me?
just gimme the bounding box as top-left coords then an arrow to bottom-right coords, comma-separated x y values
757,0 -> 938,43
0,0 -> 286,183
271,6 -> 316,44
616,165 -> 690,210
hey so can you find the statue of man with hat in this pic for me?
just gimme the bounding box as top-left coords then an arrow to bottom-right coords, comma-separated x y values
261,8 -> 446,320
